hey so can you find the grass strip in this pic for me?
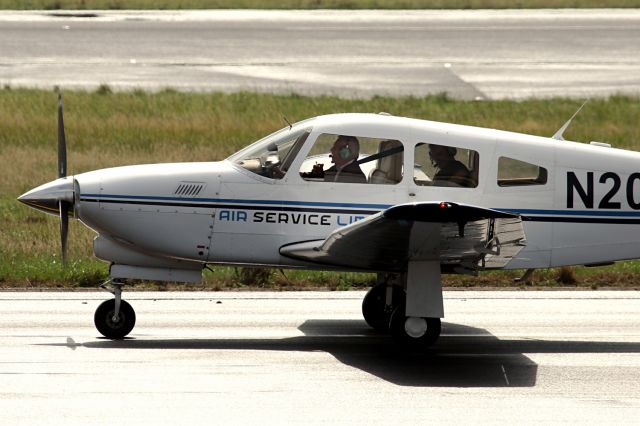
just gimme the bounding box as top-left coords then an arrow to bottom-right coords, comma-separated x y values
1,87 -> 640,289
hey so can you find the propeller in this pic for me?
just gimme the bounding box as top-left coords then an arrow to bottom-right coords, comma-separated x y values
17,94 -> 76,265
58,94 -> 67,179
57,94 -> 69,264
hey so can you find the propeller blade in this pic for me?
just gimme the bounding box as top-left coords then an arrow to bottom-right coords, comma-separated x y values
59,200 -> 69,265
57,94 -> 67,179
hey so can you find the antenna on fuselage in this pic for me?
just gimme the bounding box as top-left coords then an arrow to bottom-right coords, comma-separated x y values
552,100 -> 588,141
282,116 -> 292,130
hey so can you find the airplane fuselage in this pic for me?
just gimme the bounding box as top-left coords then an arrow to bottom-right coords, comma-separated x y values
55,114 -> 640,276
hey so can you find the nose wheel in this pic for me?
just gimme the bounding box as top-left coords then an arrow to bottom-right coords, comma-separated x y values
95,280 -> 136,339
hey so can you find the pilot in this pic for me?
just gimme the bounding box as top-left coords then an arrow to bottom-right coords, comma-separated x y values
324,135 -> 367,183
428,144 -> 474,187
302,135 -> 367,183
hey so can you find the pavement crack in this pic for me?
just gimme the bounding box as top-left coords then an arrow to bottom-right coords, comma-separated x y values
501,364 -> 510,386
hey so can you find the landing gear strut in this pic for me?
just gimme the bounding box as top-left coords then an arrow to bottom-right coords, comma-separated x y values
363,263 -> 444,348
95,279 -> 136,339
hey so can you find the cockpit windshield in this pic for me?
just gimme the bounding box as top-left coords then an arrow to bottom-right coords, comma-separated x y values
227,121 -> 313,180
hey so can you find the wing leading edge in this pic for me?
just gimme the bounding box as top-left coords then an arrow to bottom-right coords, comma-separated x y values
279,202 -> 526,273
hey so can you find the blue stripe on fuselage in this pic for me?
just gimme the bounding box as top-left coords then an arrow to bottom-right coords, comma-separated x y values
81,193 -> 392,211
80,194 -> 640,223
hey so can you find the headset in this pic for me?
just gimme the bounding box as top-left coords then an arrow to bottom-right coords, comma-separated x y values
339,144 -> 352,160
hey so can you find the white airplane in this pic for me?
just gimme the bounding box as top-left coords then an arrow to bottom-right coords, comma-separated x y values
18,97 -> 640,347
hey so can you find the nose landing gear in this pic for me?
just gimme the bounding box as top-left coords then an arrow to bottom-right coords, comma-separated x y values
95,279 -> 136,339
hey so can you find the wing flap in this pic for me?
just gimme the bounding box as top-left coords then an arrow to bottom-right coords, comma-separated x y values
280,212 -> 417,270
280,202 -> 526,272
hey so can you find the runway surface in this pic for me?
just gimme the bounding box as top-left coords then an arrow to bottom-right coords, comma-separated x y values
1,290 -> 640,425
1,10 -> 640,99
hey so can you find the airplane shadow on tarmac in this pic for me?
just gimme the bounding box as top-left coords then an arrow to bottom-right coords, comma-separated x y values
45,310 -> 640,387
67,319 -> 546,388
65,319 -> 640,387
298,320 -> 539,388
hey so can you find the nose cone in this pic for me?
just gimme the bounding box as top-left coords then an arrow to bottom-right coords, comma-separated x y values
18,177 -> 76,216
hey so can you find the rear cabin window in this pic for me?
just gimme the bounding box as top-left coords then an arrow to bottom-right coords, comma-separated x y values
299,133 -> 403,185
413,143 -> 479,188
497,157 -> 548,187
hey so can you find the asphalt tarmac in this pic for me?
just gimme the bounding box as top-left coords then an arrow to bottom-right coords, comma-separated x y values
1,290 -> 639,425
1,10 -> 640,99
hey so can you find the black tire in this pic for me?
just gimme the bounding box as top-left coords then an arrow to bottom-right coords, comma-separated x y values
389,303 -> 441,349
94,299 -> 136,339
362,283 -> 405,331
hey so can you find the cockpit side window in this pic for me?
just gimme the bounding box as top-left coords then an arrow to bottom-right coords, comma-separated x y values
299,133 -> 404,185
414,143 -> 479,188
497,157 -> 547,187
228,126 -> 311,180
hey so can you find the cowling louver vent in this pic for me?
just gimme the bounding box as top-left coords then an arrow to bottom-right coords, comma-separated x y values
174,182 -> 205,197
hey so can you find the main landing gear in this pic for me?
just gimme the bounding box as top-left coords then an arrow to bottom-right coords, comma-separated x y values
389,305 -> 441,348
362,273 -> 442,349
362,280 -> 405,331
95,279 -> 136,339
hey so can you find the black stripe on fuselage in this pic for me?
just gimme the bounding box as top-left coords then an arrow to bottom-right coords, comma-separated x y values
523,216 -> 640,225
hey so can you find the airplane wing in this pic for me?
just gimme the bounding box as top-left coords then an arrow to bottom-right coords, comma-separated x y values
279,202 -> 526,274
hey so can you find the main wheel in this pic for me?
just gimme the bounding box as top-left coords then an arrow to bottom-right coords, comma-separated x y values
94,299 -> 136,339
389,304 -> 441,348
362,283 -> 405,331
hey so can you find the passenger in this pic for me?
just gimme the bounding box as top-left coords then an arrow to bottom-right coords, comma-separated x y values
302,135 -> 367,183
428,144 -> 473,187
